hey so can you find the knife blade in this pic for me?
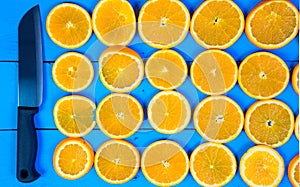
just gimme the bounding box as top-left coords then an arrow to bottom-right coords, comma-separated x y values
17,5 -> 42,183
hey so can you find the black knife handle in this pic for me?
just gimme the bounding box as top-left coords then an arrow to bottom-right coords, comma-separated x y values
17,106 -> 40,183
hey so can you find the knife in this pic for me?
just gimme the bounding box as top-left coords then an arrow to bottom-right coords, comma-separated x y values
17,5 -> 42,183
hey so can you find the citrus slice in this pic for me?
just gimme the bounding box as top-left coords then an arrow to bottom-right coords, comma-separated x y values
99,46 -> 144,93
245,99 -> 294,148
53,95 -> 96,137
292,64 -> 299,95
138,0 -> 190,49
190,50 -> 238,95
193,96 -> 244,143
245,0 -> 299,49
240,145 -> 284,186
52,52 -> 94,92
190,142 -> 236,186
94,140 -> 140,184
295,115 -> 299,140
46,3 -> 92,49
92,0 -> 136,46
141,140 -> 189,186
96,93 -> 143,139
238,52 -> 289,99
147,91 -> 191,134
145,50 -> 187,90
288,155 -> 300,187
190,0 -> 244,49
53,137 -> 94,180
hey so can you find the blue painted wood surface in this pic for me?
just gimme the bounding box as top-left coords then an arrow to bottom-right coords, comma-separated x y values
0,0 -> 299,186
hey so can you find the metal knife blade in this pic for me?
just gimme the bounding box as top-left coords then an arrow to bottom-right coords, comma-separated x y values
17,5 -> 42,183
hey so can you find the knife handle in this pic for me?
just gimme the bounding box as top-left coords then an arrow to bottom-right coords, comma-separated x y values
17,106 -> 40,183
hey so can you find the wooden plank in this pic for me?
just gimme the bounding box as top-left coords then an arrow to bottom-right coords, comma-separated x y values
0,130 -> 298,186
0,0 -> 299,61
1,62 -> 299,130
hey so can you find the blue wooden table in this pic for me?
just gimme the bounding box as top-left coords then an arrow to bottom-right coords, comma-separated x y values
0,0 -> 299,186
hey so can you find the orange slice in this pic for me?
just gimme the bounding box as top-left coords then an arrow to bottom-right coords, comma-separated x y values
53,95 -> 96,137
138,0 -> 190,49
96,93 -> 143,139
46,3 -> 92,49
193,96 -> 244,143
238,52 -> 289,99
240,145 -> 284,187
295,115 -> 299,140
52,52 -> 94,92
190,0 -> 244,49
53,137 -> 94,180
94,140 -> 140,184
190,142 -> 236,186
92,0 -> 136,46
147,91 -> 191,134
245,99 -> 294,148
145,50 -> 187,90
190,50 -> 238,95
245,0 -> 299,49
141,140 -> 189,186
292,64 -> 299,95
288,155 -> 300,187
99,46 -> 144,93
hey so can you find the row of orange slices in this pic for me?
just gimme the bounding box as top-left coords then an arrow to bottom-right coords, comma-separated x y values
53,137 -> 300,186
46,0 -> 299,50
53,92 -> 299,146
52,46 -> 299,99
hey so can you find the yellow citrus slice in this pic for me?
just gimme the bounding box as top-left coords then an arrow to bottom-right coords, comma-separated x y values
53,95 -> 96,137
94,140 -> 140,184
96,93 -> 143,139
238,52 -> 289,99
52,52 -> 94,92
190,50 -> 238,95
193,96 -> 244,143
295,115 -> 299,140
92,0 -> 136,46
46,3 -> 92,49
147,91 -> 191,134
190,0 -> 244,49
99,46 -> 144,93
145,49 -> 187,90
190,142 -> 236,186
288,155 -> 300,187
292,64 -> 299,95
53,137 -> 94,180
141,140 -> 189,186
245,99 -> 294,148
240,145 -> 284,187
245,0 -> 299,49
138,0 -> 190,49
